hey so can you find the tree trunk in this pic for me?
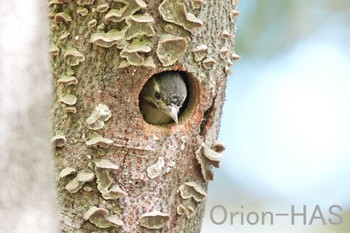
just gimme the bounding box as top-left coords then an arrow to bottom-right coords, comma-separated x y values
50,0 -> 239,232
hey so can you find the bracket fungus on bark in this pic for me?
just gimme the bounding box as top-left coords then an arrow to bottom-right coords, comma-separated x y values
178,182 -> 206,202
192,44 -> 208,62
77,0 -> 95,6
195,143 -> 223,181
86,104 -> 111,130
159,0 -> 203,34
77,171 -> 95,182
211,141 -> 226,153
95,159 -> 127,200
202,57 -> 217,70
123,38 -> 152,53
59,94 -> 77,106
88,19 -> 97,28
50,44 -> 59,56
64,47 -> 85,66
221,30 -> 233,39
83,206 -> 124,229
186,206 -> 195,219
120,38 -> 155,67
231,51 -> 241,61
59,167 -> 77,178
230,9 -> 240,21
65,171 -> 95,193
95,159 -> 119,170
180,136 -> 189,150
86,136 -> 113,148
105,9 -> 126,23
54,12 -> 72,24
57,75 -> 78,86
191,0 -> 206,9
51,134 -> 67,147
77,7 -> 89,16
156,34 -> 188,66
58,31 -> 70,43
125,14 -> 155,40
219,47 -> 229,59
105,0 -> 147,23
48,0 -> 63,7
146,157 -> 165,179
96,2 -> 109,13
64,106 -> 77,114
177,205 -> 186,215
177,205 -> 196,219
90,29 -> 125,48
140,211 -> 170,230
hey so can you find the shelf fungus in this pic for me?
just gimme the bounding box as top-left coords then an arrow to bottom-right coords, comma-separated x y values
77,0 -> 96,5
125,14 -> 155,40
54,12 -> 72,24
120,38 -> 155,67
96,2 -> 109,13
50,44 -> 59,56
64,106 -> 77,114
230,9 -> 240,21
156,34 -> 188,66
140,211 -> 170,230
146,157 -> 165,179
192,44 -> 208,62
59,94 -> 77,106
95,159 -> 127,200
231,51 -> 241,61
178,182 -> 206,202
83,206 -> 124,228
88,19 -> 97,28
219,47 -> 229,59
77,7 -> 88,16
195,143 -> 223,181
58,31 -> 70,43
90,29 -> 125,48
51,134 -> 67,147
48,0 -> 63,7
57,75 -> 78,86
211,141 -> 226,153
159,0 -> 203,34
191,0 -> 205,9
95,159 -> 119,170
64,47 -> 85,66
86,104 -> 112,130
59,167 -> 76,178
65,171 -> 95,193
221,30 -> 233,39
180,136 -> 189,150
177,205 -> 196,219
86,136 -> 113,148
105,0 -> 147,23
202,57 -> 216,69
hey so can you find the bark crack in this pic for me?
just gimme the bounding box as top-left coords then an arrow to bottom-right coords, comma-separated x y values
199,95 -> 216,136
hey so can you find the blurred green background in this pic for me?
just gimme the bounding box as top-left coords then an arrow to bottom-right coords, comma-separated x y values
202,0 -> 350,232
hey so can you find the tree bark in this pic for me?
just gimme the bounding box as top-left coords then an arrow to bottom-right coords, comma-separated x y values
50,0 -> 239,232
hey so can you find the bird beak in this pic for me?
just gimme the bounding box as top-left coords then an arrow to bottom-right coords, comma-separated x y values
167,105 -> 179,124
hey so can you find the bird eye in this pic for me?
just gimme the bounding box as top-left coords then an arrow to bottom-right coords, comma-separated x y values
155,92 -> 161,99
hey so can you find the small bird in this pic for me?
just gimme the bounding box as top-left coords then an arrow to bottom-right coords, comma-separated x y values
139,71 -> 187,125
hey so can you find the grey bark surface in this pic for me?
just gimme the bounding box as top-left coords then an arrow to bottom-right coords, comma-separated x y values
0,1 -> 59,232
51,0 -> 239,232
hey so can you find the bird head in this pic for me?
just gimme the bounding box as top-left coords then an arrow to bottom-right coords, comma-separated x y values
139,71 -> 188,125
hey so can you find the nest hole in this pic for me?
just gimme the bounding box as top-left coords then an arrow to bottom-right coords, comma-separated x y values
138,70 -> 199,126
